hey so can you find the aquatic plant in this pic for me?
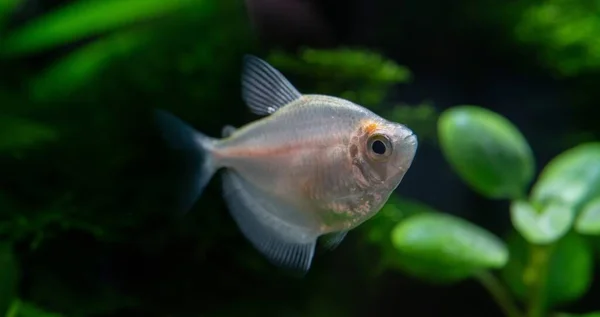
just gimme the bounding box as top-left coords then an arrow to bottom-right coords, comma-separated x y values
365,105 -> 600,317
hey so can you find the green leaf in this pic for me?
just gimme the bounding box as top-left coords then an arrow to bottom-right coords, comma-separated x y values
1,0 -> 202,56
29,29 -> 152,101
0,0 -> 21,32
531,142 -> 600,212
365,196 -> 436,246
438,105 -> 535,199
266,48 -> 412,108
0,116 -> 58,152
575,197 -> 600,235
0,243 -> 18,317
359,196 -> 435,277
268,48 -> 412,84
501,231 -> 593,306
5,299 -> 63,317
510,200 -> 574,244
390,212 -> 508,283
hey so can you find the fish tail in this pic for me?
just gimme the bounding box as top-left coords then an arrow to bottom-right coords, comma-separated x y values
154,109 -> 218,214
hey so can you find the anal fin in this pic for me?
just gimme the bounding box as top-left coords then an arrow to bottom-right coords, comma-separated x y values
221,170 -> 319,272
321,231 -> 348,251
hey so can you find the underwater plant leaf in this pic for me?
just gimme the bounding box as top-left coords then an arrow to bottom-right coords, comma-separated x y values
29,28 -> 152,101
1,0 -> 201,56
438,105 -> 535,200
364,196 -> 436,247
268,48 -> 412,84
575,197 -> 600,235
510,200 -> 574,244
5,299 -> 63,317
0,243 -> 18,317
514,0 -> 600,76
0,0 -> 21,32
0,116 -> 58,152
390,212 -> 508,283
531,142 -> 600,213
299,48 -> 412,83
359,196 -> 437,278
501,230 -> 593,307
266,48 -> 411,108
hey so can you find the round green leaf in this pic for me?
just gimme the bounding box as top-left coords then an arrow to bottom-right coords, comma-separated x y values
391,213 -> 508,283
575,197 -> 600,235
501,231 -> 593,306
359,196 -> 438,278
531,143 -> 600,212
510,200 -> 574,244
438,105 -> 535,199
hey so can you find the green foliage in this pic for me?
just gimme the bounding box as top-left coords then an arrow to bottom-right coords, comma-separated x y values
530,143 -> 600,213
501,231 -> 593,306
0,0 -> 20,32
390,213 -> 508,283
29,29 -> 153,100
360,195 -> 435,276
514,0 -> 600,76
0,0 -> 254,315
438,105 -> 535,200
575,197 -> 600,235
5,299 -> 63,317
1,0 -> 205,56
510,200 -> 574,244
361,103 -> 600,317
0,116 -> 58,153
267,48 -> 411,108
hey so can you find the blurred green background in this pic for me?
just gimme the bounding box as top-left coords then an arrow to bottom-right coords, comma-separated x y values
1,0 -> 600,316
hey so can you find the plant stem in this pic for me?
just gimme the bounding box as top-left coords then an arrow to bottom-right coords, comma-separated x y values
475,270 -> 524,317
526,244 -> 554,317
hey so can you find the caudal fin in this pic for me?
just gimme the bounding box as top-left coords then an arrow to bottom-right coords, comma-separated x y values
154,109 -> 217,214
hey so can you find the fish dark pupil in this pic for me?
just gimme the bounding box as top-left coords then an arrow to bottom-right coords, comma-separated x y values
372,140 -> 386,155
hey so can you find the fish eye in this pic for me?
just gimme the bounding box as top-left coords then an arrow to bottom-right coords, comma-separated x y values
367,134 -> 392,160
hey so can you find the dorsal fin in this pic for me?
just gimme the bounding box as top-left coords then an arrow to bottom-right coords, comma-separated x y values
241,55 -> 302,116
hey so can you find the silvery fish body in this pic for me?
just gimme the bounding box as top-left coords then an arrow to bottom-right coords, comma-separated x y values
155,55 -> 418,272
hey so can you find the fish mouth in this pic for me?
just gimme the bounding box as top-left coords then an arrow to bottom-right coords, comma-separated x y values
393,132 -> 418,171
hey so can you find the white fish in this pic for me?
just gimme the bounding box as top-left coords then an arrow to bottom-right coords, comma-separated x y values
155,55 -> 418,272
